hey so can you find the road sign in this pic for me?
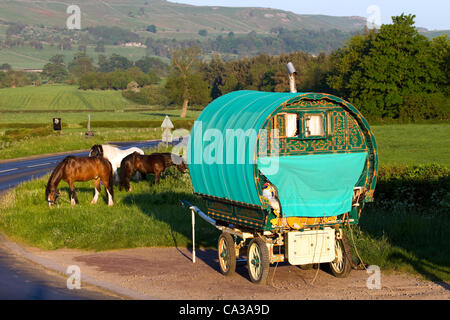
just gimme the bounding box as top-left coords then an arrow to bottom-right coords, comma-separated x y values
161,115 -> 174,129
162,128 -> 173,143
161,115 -> 173,144
53,118 -> 62,131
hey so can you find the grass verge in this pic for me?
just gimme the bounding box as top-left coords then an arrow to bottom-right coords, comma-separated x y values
0,128 -> 166,160
0,167 -> 218,251
346,206 -> 449,282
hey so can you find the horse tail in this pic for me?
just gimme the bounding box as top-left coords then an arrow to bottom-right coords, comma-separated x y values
104,158 -> 114,200
119,152 -> 135,191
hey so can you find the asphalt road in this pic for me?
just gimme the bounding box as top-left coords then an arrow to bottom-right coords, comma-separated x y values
0,139 -> 182,193
0,138 -> 183,299
0,244 -> 119,300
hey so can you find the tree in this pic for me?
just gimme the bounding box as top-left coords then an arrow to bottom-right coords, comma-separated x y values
0,63 -> 12,71
167,46 -> 209,117
94,41 -> 105,52
107,54 -> 133,71
42,55 -> 68,83
135,56 -> 169,74
68,52 -> 96,78
198,29 -> 208,37
326,14 -> 448,120
165,73 -> 210,108
146,25 -> 157,33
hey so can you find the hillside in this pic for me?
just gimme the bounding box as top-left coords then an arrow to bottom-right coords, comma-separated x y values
0,0 -> 367,36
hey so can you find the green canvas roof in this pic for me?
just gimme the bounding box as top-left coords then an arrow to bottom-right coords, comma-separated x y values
188,90 -> 301,206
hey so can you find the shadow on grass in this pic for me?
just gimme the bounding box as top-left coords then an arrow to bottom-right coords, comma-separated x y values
358,206 -> 450,288
59,186 -> 110,205
122,189 -> 220,259
121,190 -> 228,275
387,252 -> 450,291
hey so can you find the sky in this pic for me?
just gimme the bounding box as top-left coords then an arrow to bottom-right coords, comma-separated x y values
171,0 -> 450,30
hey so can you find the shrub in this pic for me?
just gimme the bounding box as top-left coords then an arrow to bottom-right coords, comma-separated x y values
372,164 -> 450,213
122,85 -> 169,106
78,120 -> 194,129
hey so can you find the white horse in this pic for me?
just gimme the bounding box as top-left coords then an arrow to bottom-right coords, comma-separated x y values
89,144 -> 144,183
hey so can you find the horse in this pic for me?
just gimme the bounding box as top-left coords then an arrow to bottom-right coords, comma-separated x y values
89,144 -> 144,183
119,152 -> 186,192
45,156 -> 114,207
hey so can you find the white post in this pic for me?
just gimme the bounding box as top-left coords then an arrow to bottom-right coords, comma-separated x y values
191,209 -> 196,263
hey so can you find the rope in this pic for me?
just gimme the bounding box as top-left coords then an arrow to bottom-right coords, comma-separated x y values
270,239 -> 282,289
310,214 -> 327,285
348,224 -> 368,270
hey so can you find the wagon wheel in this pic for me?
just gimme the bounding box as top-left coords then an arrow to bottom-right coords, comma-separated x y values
217,232 -> 236,276
329,233 -> 352,278
247,237 -> 270,284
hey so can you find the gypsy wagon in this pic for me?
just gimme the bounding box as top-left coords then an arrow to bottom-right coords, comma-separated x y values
186,90 -> 378,284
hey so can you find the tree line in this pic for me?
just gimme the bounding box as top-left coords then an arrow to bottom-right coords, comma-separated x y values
1,14 -> 448,121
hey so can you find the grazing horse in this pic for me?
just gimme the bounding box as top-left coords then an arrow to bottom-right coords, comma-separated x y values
45,156 -> 114,207
119,152 -> 186,191
89,144 -> 144,183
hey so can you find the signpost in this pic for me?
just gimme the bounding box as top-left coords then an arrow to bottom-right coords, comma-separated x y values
161,115 -> 174,146
85,114 -> 94,137
53,118 -> 62,131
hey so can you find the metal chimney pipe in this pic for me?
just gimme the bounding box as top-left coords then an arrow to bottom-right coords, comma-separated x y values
286,62 -> 297,93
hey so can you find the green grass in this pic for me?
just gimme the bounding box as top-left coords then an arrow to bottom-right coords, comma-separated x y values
0,44 -> 165,70
347,206 -> 450,282
0,127 -> 165,159
0,167 -> 218,250
0,109 -> 201,124
0,85 -> 134,111
372,123 -> 450,167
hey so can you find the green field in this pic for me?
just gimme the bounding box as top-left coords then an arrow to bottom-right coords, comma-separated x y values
0,109 -> 201,125
372,124 -> 450,167
0,44 -> 163,70
0,85 -> 134,110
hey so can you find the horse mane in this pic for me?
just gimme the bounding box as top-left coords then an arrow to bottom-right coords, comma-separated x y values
45,156 -> 71,198
89,144 -> 104,157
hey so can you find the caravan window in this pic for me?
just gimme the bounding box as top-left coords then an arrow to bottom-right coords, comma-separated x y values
285,113 -> 298,137
304,113 -> 325,137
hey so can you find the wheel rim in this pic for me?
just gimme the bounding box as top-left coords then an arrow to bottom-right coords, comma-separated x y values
219,237 -> 230,272
249,243 -> 262,280
331,239 -> 345,272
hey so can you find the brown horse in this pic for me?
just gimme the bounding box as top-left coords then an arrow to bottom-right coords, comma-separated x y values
45,156 -> 114,207
119,152 -> 186,191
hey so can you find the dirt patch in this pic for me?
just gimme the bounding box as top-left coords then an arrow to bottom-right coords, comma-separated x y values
27,246 -> 449,300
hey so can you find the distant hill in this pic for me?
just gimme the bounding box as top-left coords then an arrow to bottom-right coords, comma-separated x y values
0,0 -> 367,36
